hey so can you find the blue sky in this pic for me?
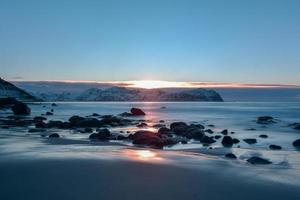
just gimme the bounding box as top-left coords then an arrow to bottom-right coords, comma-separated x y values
1,0 -> 300,84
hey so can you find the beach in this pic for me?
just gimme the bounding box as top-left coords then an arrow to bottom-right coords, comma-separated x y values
1,102 -> 300,200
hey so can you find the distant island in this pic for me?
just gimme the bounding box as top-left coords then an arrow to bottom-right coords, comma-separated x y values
0,78 -> 223,102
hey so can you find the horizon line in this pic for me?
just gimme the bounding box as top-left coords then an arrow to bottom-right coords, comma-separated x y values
9,79 -> 300,89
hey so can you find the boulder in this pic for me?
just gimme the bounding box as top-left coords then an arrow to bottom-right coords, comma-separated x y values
69,116 -> 85,124
221,129 -> 228,135
232,138 -> 240,144
247,157 -> 272,165
214,135 -> 222,139
205,129 -> 214,134
221,136 -> 234,147
293,123 -> 300,130
46,112 -> 53,115
130,108 -> 145,116
259,134 -> 268,138
292,139 -> 300,148
225,153 -> 237,159
11,102 -> 31,115
158,127 -> 172,135
76,118 -> 103,127
89,128 -> 111,140
243,138 -> 257,144
170,122 -> 189,135
130,130 -> 163,148
200,135 -> 216,144
257,116 -> 275,124
0,97 -> 19,108
136,122 -> 148,128
269,144 -> 282,150
49,133 -> 60,138
33,116 -> 47,123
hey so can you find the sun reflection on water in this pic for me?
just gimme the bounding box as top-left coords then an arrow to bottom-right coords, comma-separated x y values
122,149 -> 164,162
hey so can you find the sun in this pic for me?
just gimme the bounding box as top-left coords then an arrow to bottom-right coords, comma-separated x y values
127,80 -> 190,89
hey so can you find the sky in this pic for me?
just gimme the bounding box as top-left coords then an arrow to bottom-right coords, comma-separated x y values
1,0 -> 300,85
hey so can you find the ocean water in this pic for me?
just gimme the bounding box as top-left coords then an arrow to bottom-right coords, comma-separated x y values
1,102 -> 300,170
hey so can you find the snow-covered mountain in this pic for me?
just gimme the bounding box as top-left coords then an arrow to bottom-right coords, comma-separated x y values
0,78 -> 40,101
30,86 -> 223,102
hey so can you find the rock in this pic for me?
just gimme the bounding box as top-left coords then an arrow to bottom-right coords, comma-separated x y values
221,129 -> 228,135
243,138 -> 257,144
119,112 -> 132,117
222,136 -> 234,147
11,102 -> 31,115
259,134 -> 268,138
269,144 -> 282,150
130,108 -> 145,116
232,138 -> 240,144
205,129 -> 214,134
46,120 -> 70,129
246,128 -> 256,131
84,128 -> 93,133
214,135 -> 222,139
225,153 -> 237,159
257,116 -> 275,124
76,118 -> 103,127
293,123 -> 300,130
181,141 -> 187,144
170,122 -> 189,135
159,120 -> 165,123
69,116 -> 85,124
200,135 -> 216,144
33,116 -> 47,123
51,103 -> 57,106
49,133 -> 60,138
160,106 -> 167,109
0,97 -> 19,108
116,135 -> 127,140
28,128 -> 45,133
190,124 -> 205,129
46,112 -> 53,115
89,128 -> 111,140
136,122 -> 148,128
158,127 -> 172,135
131,130 -> 163,148
247,157 -> 272,165
92,113 -> 100,117
35,121 -> 47,128
207,124 -> 215,127
292,139 -> 300,148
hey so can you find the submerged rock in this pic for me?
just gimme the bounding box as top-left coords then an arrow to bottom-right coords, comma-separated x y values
221,129 -> 228,135
243,138 -> 257,144
222,136 -> 234,147
269,144 -> 282,150
130,108 -> 145,116
247,157 -> 272,165
225,153 -> 237,159
292,139 -> 300,148
49,133 -> 60,138
259,134 -> 268,138
11,102 -> 31,115
205,129 -> 214,134
257,116 -> 275,124
89,128 -> 111,140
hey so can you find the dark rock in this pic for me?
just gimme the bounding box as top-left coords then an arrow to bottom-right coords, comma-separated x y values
170,122 -> 189,135
257,116 -> 275,124
69,116 -> 85,124
214,135 -> 222,139
221,129 -> 228,135
136,122 -> 148,128
11,102 -> 31,115
200,135 -> 216,144
292,139 -> 300,148
190,124 -> 205,129
49,133 -> 60,138
259,134 -> 268,138
35,121 -> 47,128
247,157 -> 272,165
28,128 -> 45,133
1,126 -> 9,129
76,118 -> 103,127
33,116 -> 47,123
243,138 -> 257,144
89,128 -> 111,140
119,112 -> 132,117
293,124 -> 300,130
246,128 -> 256,131
221,136 -> 234,147
232,138 -> 240,144
46,112 -> 53,115
205,129 -> 214,134
152,123 -> 165,128
0,97 -> 19,108
51,103 -> 57,106
158,127 -> 172,135
84,128 -> 93,133
131,130 -> 163,148
130,108 -> 145,116
269,144 -> 282,150
160,106 -> 167,109
92,113 -> 100,117
181,141 -> 188,144
159,120 -> 165,123
207,124 -> 215,127
46,120 -> 65,128
225,153 -> 237,159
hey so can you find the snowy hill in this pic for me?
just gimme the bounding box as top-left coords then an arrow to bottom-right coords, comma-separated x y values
0,78 -> 40,101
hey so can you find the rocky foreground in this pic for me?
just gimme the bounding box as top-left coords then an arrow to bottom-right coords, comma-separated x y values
1,97 -> 300,166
